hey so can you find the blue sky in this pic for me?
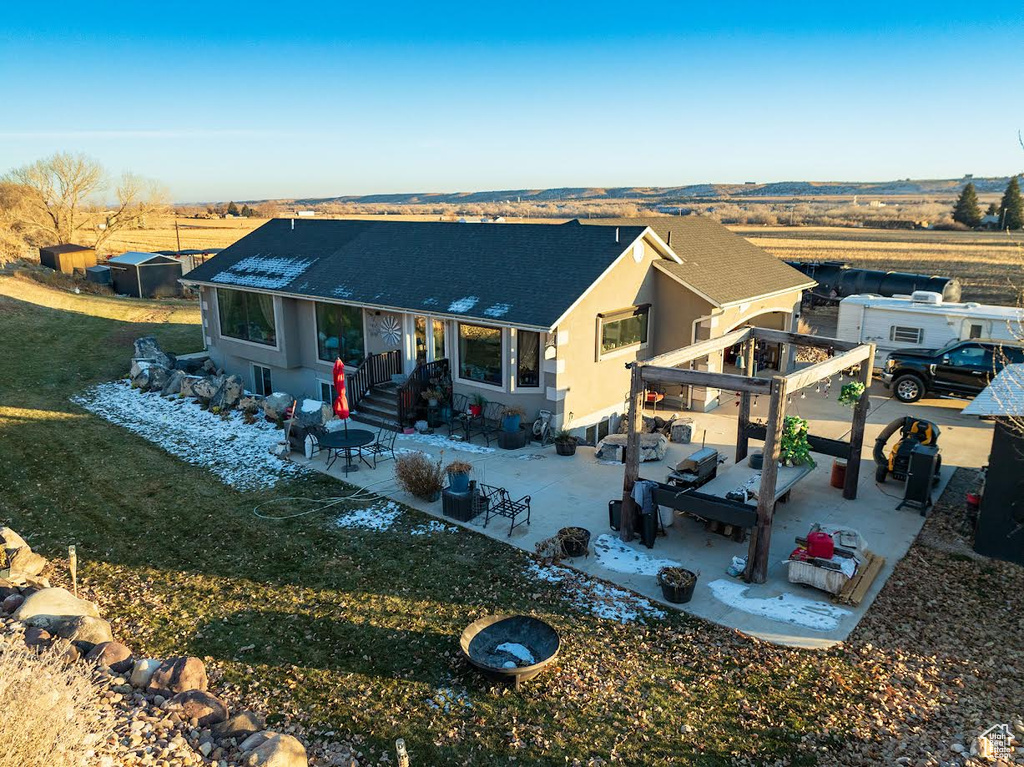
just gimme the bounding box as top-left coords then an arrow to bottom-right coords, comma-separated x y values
1,2 -> 1022,202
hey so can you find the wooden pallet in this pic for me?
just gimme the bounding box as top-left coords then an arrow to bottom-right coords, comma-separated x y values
836,552 -> 886,606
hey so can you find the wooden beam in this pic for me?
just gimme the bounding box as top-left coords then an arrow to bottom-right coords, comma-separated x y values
782,344 -> 873,392
735,340 -> 756,463
643,326 -> 752,369
640,365 -> 773,394
751,327 -> 862,353
620,365 -> 644,542
843,343 -> 875,500
745,375 -> 788,584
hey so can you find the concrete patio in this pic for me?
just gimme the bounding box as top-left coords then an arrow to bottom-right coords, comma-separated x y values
299,379 -> 993,649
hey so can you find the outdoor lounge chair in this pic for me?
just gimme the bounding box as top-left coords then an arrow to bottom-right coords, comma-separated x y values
361,421 -> 399,468
479,483 -> 531,536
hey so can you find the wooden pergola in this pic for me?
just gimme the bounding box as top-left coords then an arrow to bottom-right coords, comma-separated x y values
620,326 -> 875,583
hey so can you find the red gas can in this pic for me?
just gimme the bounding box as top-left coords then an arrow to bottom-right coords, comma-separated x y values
807,531 -> 835,559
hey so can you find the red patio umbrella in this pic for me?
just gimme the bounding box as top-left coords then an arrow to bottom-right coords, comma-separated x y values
333,357 -> 350,434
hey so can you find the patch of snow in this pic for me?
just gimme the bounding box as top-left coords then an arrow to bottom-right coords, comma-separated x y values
397,432 -> 495,455
72,382 -> 304,490
593,534 -> 682,576
332,286 -> 354,298
410,520 -> 458,535
301,398 -> 323,413
210,255 -> 315,290
495,642 -> 535,666
516,453 -> 546,461
526,562 -> 666,624
483,302 -> 511,318
707,579 -> 851,632
422,297 -> 439,306
447,296 -> 479,314
335,501 -> 402,531
426,687 -> 472,712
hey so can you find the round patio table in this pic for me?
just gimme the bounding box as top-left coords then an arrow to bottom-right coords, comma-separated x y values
319,428 -> 375,474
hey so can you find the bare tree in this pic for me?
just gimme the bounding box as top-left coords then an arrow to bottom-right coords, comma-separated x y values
2,152 -> 167,248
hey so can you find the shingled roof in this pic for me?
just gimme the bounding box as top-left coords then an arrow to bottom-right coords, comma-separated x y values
184,218 -> 648,329
575,217 -> 814,305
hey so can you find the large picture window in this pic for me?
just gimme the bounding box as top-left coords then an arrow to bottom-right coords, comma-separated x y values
517,330 -> 540,388
316,302 -> 365,365
458,323 -> 503,386
599,305 -> 649,356
217,288 -> 277,346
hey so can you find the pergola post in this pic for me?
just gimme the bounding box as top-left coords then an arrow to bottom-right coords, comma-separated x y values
745,375 -> 787,584
843,344 -> 875,500
620,364 -> 645,542
735,340 -> 756,463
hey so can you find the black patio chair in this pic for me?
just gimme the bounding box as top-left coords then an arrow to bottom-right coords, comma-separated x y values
306,425 -> 327,459
361,421 -> 399,468
479,483 -> 531,537
447,393 -> 470,436
476,401 -> 507,446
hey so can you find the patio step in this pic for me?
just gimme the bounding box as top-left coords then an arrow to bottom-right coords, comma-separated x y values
352,385 -> 401,429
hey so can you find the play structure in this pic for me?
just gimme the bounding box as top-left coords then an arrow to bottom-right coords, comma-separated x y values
619,326 -> 876,584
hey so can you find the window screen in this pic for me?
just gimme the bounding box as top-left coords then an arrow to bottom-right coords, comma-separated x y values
890,325 -> 923,344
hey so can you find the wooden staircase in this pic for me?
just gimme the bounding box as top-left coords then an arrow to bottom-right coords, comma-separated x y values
352,384 -> 401,430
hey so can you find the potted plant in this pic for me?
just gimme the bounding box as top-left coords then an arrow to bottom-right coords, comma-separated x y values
394,452 -> 445,502
445,459 -> 473,493
553,428 -> 578,456
469,393 -> 485,417
778,415 -> 815,468
502,405 -> 526,433
657,566 -> 699,604
838,381 -> 866,408
421,387 -> 442,407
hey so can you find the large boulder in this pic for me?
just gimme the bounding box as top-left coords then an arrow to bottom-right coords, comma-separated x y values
7,546 -> 46,577
244,733 -> 308,767
161,369 -> 186,397
133,337 -> 173,369
213,710 -> 263,740
262,392 -> 294,421
147,656 -> 208,697
2,593 -> 24,614
192,376 -> 223,403
130,658 -> 163,689
13,587 -> 100,621
291,398 -> 331,428
174,355 -> 210,375
167,689 -> 229,726
0,527 -> 27,550
25,615 -> 113,652
179,376 -> 204,398
86,641 -> 134,674
211,374 -> 244,410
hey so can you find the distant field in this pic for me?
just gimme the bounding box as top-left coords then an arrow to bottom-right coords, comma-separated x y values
731,225 -> 1024,305
100,216 -> 269,253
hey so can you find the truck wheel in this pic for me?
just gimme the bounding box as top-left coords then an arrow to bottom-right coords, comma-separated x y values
875,463 -> 888,483
893,374 -> 924,403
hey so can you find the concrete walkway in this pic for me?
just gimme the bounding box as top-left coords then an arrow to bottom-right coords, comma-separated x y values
301,380 -> 992,649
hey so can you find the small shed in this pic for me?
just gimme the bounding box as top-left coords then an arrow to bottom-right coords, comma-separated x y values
39,244 -> 97,274
85,265 -> 112,285
106,252 -> 183,298
962,364 -> 1024,565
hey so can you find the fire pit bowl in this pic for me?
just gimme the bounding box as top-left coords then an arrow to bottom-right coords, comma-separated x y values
459,614 -> 560,689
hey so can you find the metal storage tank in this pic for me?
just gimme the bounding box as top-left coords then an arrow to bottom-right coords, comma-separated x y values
787,260 -> 961,304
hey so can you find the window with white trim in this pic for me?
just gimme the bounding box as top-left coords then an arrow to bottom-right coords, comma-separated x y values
319,381 -> 336,403
253,364 -> 273,396
517,330 -> 541,388
599,305 -> 650,356
889,325 -> 923,344
458,323 -> 503,386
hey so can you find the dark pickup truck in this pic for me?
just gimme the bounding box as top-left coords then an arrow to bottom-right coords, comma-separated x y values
880,340 -> 1024,403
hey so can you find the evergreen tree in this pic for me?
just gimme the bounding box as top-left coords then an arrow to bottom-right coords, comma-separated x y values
226,200 -> 240,216
952,182 -> 982,227
986,202 -> 999,216
999,177 -> 1024,230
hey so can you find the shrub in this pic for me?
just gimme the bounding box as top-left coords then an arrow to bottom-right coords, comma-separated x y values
0,644 -> 113,767
445,460 -> 473,476
394,452 -> 445,499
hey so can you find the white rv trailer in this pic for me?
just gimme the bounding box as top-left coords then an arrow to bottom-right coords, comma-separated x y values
836,291 -> 1022,359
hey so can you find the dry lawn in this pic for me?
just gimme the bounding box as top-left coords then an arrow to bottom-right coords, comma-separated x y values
732,225 -> 1024,305
99,215 -> 269,254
